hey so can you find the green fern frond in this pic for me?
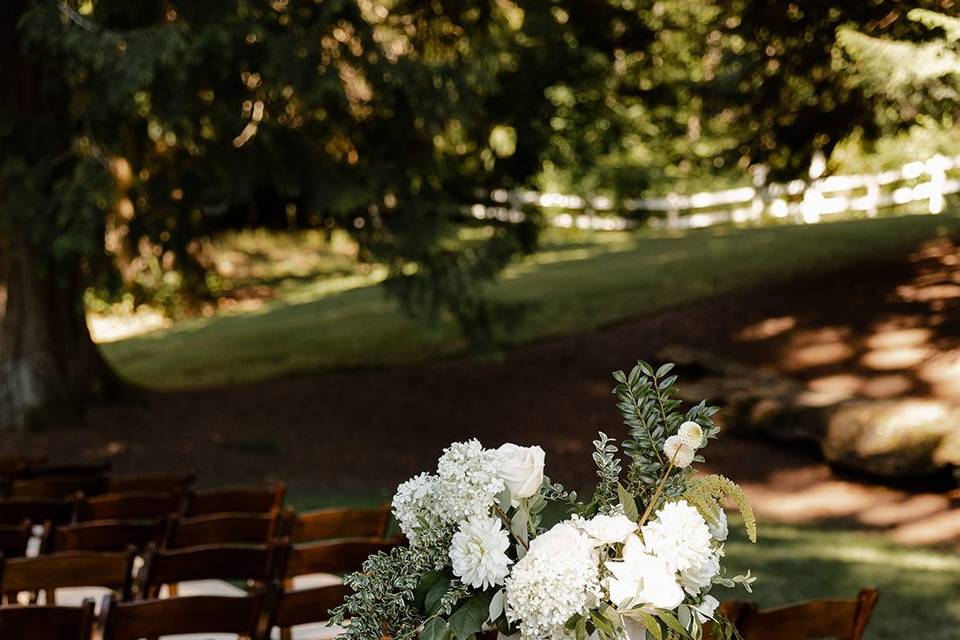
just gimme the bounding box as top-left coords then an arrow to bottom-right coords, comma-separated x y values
685,474 -> 757,543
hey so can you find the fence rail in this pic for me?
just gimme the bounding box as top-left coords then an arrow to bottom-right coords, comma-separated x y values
470,153 -> 960,231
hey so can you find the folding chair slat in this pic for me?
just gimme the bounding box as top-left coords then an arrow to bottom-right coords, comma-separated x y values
289,505 -> 391,542
0,599 -> 95,640
286,538 -> 397,578
2,550 -> 136,599
100,593 -> 264,640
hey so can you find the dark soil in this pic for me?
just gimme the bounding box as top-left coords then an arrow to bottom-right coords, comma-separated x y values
6,236 -> 960,544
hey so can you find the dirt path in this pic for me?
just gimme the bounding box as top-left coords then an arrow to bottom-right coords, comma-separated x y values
6,235 -> 960,547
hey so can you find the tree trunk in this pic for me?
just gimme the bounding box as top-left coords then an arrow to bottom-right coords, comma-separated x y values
0,232 -> 120,430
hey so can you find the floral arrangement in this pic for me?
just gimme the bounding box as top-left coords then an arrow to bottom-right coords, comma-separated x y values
331,362 -> 757,640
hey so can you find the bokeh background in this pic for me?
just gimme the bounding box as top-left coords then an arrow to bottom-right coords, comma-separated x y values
2,2 -> 959,638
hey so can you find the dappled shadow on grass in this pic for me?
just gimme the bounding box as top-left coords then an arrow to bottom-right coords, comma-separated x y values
720,520 -> 960,640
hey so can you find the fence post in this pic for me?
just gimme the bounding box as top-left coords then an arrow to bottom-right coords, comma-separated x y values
926,154 -> 947,215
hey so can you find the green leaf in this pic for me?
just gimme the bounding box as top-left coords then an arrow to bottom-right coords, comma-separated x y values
415,571 -> 444,610
511,505 -> 529,544
488,589 -> 505,623
421,617 -> 453,640
425,576 -> 451,616
449,595 -> 491,640
634,610 -> 663,640
658,610 -> 691,638
618,483 -> 640,521
497,486 -> 512,512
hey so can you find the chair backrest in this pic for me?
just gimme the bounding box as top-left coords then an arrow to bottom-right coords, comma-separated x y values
725,589 -> 880,640
50,519 -> 167,553
100,593 -> 265,640
0,522 -> 33,559
286,505 -> 392,542
163,512 -> 282,549
0,599 -> 95,640
105,473 -> 195,494
0,455 -> 47,480
184,483 -> 286,517
285,538 -> 397,579
0,498 -> 76,525
7,475 -> 106,500
74,492 -> 184,522
263,584 -> 351,635
17,462 -> 111,480
1,550 -> 136,603
137,542 -> 289,598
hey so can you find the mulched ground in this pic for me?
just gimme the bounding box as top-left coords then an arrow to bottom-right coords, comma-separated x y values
6,234 -> 960,545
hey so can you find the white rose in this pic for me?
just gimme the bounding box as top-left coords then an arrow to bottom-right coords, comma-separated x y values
678,421 -> 704,449
663,435 -> 695,468
680,552 -> 720,594
497,443 -> 545,503
577,513 -> 637,547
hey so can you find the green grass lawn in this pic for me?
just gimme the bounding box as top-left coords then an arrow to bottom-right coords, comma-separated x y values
286,493 -> 960,640
101,214 -> 960,389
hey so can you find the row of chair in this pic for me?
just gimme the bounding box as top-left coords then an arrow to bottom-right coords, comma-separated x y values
0,586 -> 351,640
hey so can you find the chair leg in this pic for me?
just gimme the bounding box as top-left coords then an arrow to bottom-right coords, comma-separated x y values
280,627 -> 292,640
850,588 -> 880,640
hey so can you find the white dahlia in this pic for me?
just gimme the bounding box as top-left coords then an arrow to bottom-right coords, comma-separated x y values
450,516 -> 513,590
437,440 -> 505,522
504,521 -> 602,639
641,500 -> 712,574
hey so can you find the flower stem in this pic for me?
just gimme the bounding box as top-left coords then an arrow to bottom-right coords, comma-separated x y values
494,504 -> 529,551
638,459 -> 676,526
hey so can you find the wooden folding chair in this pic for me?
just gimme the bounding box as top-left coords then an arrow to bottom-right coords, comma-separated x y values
49,519 -> 167,553
6,475 -> 106,500
0,598 -> 95,639
16,461 -> 111,480
184,482 -> 286,517
137,542 -> 290,599
0,498 -> 76,526
163,512 -> 283,549
0,455 -> 47,480
721,588 -> 880,640
1,549 -> 136,604
275,538 -> 397,640
99,592 -> 266,640
261,583 -> 351,640
284,504 -> 392,542
74,492 -> 184,523
105,472 -> 195,494
0,522 -> 33,559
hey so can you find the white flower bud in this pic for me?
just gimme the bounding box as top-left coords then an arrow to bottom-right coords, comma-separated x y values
663,435 -> 695,468
678,421 -> 704,449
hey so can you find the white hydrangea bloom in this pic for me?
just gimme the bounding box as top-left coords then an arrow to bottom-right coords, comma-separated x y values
605,534 -> 684,611
450,516 -> 513,590
574,513 -> 637,547
505,521 -> 602,639
641,500 -> 713,574
663,435 -> 695,468
678,421 -> 705,449
392,472 -> 445,546
680,552 -> 720,595
437,439 -> 505,522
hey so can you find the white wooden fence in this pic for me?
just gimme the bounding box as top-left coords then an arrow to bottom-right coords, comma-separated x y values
469,152 -> 960,231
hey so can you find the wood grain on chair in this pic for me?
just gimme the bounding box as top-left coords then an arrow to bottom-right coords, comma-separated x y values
1,549 -> 136,604
7,475 -> 106,500
99,593 -> 266,640
50,519 -> 167,553
0,498 -> 76,525
163,512 -> 283,549
718,589 -> 880,640
74,492 -> 184,522
184,483 -> 286,517
286,504 -> 392,542
0,598 -> 96,640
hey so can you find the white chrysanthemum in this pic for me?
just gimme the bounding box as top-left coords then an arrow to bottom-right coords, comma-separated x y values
574,513 -> 637,547
605,534 -> 684,611
437,440 -> 505,522
678,421 -> 705,449
663,435 -> 695,468
708,509 -> 728,542
641,500 -> 712,574
680,552 -> 720,595
450,517 -> 513,590
505,521 -> 602,639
